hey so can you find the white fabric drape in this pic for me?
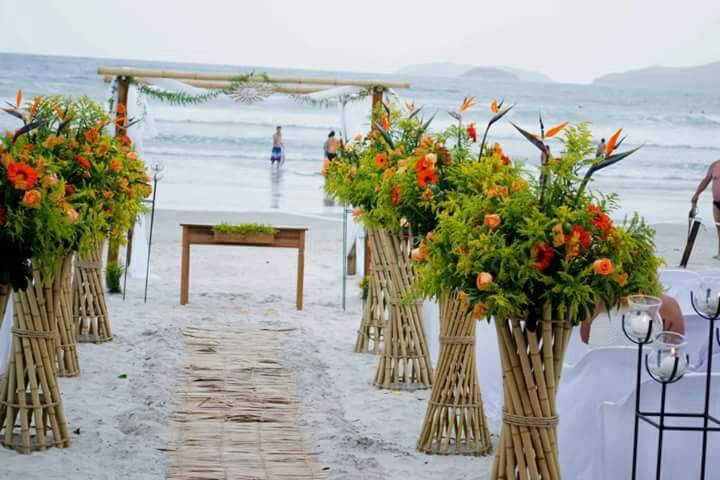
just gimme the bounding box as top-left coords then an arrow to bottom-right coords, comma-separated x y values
0,298 -> 14,376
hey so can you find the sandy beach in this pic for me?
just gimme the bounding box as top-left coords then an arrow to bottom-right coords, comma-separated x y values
0,207 -> 716,479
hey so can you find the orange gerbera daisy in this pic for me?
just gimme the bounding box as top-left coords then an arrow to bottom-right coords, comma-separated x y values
7,162 -> 38,190
417,169 -> 438,189
374,152 -> 388,168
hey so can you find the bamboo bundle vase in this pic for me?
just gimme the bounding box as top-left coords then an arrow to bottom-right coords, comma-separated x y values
372,229 -> 432,390
354,274 -> 385,353
56,256 -> 79,377
74,247 -> 112,343
417,292 -> 492,455
0,268 -> 70,453
491,310 -> 573,480
354,231 -> 386,354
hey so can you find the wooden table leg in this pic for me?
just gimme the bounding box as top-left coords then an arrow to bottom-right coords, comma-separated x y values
180,226 -> 190,305
296,231 -> 305,310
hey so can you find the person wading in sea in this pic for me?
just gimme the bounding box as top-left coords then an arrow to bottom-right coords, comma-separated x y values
271,126 -> 284,167
691,159 -> 720,259
596,138 -> 606,157
323,130 -> 339,161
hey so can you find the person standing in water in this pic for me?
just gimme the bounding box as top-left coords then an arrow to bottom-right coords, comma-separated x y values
271,126 -> 283,167
323,130 -> 339,161
691,159 -> 720,259
596,138 -> 606,157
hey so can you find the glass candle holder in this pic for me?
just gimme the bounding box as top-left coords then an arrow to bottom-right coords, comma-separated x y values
648,331 -> 688,381
692,274 -> 720,318
626,295 -> 663,341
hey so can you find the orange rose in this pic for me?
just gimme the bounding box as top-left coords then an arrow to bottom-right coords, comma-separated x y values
511,179 -> 525,192
484,214 -> 501,230
109,159 -> 122,173
411,243 -> 429,262
383,167 -> 396,180
472,302 -> 488,319
22,189 -> 42,208
421,188 -> 433,201
66,208 -> 79,222
552,224 -> 565,247
352,207 -> 362,218
592,258 -> 614,276
476,272 -> 493,291
614,272 -> 629,287
127,151 -> 138,161
426,231 -> 436,242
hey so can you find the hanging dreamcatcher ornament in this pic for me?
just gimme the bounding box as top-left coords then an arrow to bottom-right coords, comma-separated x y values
228,81 -> 274,104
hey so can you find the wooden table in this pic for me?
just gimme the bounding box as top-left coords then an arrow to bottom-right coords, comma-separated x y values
180,224 -> 307,310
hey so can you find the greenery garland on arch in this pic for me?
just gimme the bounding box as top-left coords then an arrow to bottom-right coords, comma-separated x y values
106,72 -> 273,112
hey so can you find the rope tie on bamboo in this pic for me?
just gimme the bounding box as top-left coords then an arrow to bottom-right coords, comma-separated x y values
387,297 -> 423,306
503,411 -> 559,428
12,328 -> 57,339
77,260 -> 102,269
439,335 -> 475,345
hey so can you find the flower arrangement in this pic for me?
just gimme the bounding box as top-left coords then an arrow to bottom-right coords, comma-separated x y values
415,121 -> 662,325
0,90 -> 151,289
325,98 -> 512,239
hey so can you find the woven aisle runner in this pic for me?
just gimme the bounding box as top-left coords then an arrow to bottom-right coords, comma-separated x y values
167,326 -> 326,479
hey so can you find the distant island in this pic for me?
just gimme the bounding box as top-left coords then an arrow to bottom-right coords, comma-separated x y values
397,63 -> 553,83
593,61 -> 720,91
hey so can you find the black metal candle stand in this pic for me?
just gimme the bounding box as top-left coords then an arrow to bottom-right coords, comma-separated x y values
622,293 -> 720,480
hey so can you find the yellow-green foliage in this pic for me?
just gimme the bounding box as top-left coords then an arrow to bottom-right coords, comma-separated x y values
211,223 -> 278,235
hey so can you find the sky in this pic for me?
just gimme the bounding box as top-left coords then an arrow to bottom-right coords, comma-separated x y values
1,0 -> 719,83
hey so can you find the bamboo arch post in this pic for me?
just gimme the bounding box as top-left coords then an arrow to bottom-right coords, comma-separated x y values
0,265 -> 71,453
55,256 -> 79,377
354,229 -> 386,354
372,229 -> 432,390
490,306 -> 573,480
417,292 -> 492,455
74,247 -> 112,343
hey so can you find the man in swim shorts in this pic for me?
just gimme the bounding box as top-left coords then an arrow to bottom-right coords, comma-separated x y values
691,159 -> 720,259
271,126 -> 283,166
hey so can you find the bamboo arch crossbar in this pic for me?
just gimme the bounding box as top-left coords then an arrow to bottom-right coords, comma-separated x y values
97,66 -> 411,90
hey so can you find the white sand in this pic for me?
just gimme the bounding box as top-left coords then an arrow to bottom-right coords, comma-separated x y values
1,209 -> 717,479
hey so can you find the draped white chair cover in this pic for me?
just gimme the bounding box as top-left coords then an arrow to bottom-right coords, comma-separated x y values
0,297 -> 13,376
558,346 -> 642,479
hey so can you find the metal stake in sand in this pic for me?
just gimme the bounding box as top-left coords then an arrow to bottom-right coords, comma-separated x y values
417,291 -> 492,456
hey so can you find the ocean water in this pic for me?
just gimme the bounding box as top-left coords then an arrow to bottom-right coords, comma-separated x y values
1,52 -> 719,225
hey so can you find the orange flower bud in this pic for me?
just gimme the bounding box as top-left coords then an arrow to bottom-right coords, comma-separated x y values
484,214 -> 501,230
476,272 -> 493,291
22,189 -> 42,208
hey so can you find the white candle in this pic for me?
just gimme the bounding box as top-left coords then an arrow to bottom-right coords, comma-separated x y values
657,348 -> 686,380
629,312 -> 652,338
